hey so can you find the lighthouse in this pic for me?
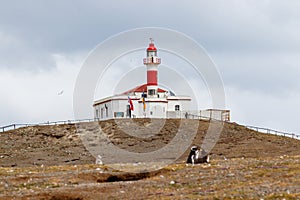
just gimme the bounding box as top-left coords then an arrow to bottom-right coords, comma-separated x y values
93,39 -> 231,120
93,39 -> 196,119
143,38 -> 161,98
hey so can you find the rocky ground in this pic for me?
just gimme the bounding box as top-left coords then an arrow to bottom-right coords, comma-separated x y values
0,119 -> 300,199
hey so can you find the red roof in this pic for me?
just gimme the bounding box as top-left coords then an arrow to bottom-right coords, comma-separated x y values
122,84 -> 166,94
147,43 -> 157,51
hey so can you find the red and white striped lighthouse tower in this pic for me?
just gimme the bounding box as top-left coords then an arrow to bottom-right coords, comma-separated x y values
143,38 -> 161,98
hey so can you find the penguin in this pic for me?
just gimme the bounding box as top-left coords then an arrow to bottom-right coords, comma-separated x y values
186,146 -> 210,164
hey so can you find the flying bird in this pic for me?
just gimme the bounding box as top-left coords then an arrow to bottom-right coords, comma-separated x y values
57,90 -> 64,95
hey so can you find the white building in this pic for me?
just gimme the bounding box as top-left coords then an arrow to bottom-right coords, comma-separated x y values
93,39 -> 192,120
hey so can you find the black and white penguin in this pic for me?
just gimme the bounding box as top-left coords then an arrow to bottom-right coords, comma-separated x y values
186,146 -> 210,164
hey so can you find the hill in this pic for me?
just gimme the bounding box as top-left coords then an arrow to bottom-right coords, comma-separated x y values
1,119 -> 300,199
1,119 -> 299,167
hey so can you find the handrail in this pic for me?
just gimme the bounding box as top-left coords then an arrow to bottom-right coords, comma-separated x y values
185,112 -> 299,139
0,119 -> 97,132
1,117 -> 299,140
245,125 -> 299,139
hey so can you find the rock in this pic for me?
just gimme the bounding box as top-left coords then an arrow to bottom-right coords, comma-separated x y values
96,155 -> 103,165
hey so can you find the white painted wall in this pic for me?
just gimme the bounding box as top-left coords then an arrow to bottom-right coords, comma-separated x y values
94,100 -> 113,120
167,98 -> 191,112
148,102 -> 167,118
94,95 -> 192,120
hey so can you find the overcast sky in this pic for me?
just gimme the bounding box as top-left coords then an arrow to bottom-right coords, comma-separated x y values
1,0 -> 300,134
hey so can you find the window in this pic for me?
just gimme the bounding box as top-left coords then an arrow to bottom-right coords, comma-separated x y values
126,105 -> 131,117
148,89 -> 155,95
175,105 -> 180,111
114,112 -> 124,118
105,104 -> 108,117
101,108 -> 104,118
147,51 -> 157,57
141,93 -> 147,98
96,109 -> 99,119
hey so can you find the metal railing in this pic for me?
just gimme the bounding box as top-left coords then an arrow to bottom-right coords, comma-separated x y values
166,110 -> 230,122
1,116 -> 299,140
0,119 -> 96,132
245,125 -> 299,140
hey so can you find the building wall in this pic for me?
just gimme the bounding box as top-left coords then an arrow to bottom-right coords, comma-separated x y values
167,99 -> 191,112
94,99 -> 230,121
138,101 -> 167,118
94,101 -> 113,120
94,96 -> 191,120
112,99 -> 128,118
94,98 -> 140,119
135,91 -> 167,99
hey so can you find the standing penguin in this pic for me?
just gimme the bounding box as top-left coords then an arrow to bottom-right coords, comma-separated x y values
187,146 -> 210,164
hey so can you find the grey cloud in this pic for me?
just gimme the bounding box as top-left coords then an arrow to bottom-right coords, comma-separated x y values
0,31 -> 55,71
213,52 -> 300,97
1,1 -> 300,70
1,0 -> 300,133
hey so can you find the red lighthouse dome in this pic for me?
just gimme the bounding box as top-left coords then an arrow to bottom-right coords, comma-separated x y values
147,43 -> 157,51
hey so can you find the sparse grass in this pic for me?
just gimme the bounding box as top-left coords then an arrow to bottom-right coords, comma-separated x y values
265,193 -> 300,200
1,119 -> 300,199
